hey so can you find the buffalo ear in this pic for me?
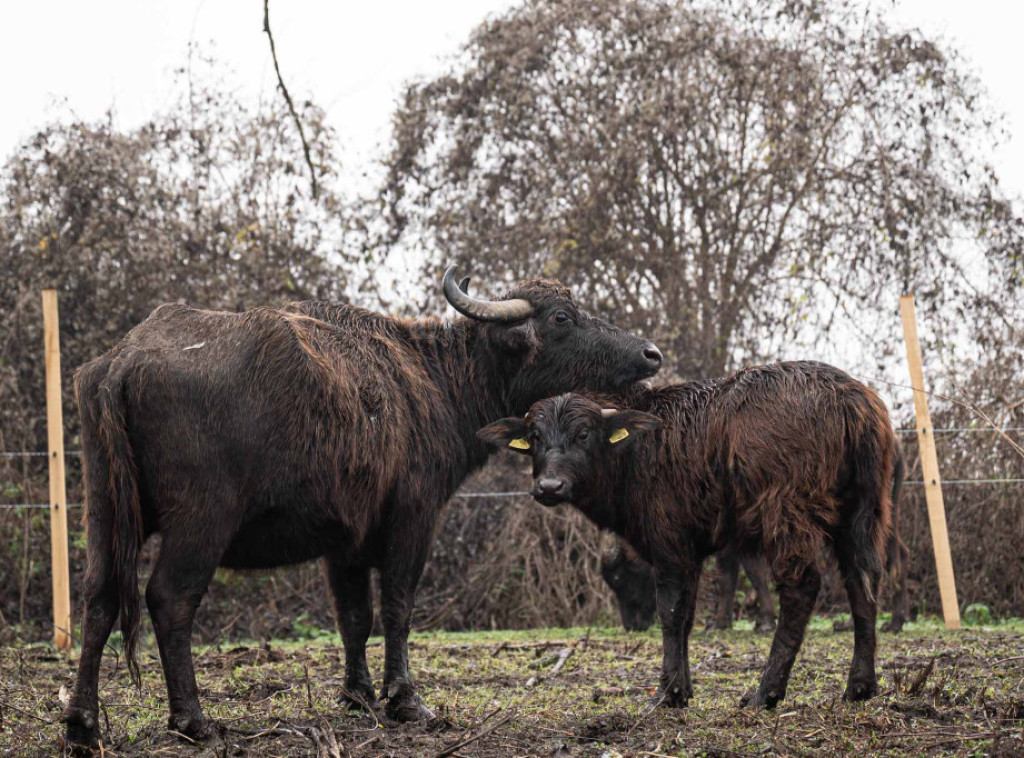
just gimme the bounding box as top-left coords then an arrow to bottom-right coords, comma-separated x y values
477,417 -> 532,454
490,320 -> 537,354
601,410 -> 661,447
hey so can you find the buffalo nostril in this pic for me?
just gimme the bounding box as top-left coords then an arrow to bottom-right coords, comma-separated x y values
537,478 -> 565,494
642,343 -> 663,367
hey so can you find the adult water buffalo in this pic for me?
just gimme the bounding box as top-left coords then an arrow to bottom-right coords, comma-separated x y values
479,362 -> 895,709
63,267 -> 662,749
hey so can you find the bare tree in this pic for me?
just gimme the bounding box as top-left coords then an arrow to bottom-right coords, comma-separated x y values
378,0 -> 1022,377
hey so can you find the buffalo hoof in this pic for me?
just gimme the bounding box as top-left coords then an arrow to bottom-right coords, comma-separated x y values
881,617 -> 906,634
384,680 -> 434,723
843,677 -> 878,702
652,682 -> 692,709
753,618 -> 776,635
340,681 -> 378,711
168,710 -> 211,741
62,706 -> 100,753
739,688 -> 782,709
705,618 -> 731,632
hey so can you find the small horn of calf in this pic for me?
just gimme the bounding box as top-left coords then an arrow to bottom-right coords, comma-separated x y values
442,266 -> 534,323
601,408 -> 618,418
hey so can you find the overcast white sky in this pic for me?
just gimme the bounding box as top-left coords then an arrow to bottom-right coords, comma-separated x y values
1,0 -> 1023,200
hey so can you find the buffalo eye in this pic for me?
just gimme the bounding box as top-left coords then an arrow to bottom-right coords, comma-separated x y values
577,429 -> 590,442
553,310 -> 570,324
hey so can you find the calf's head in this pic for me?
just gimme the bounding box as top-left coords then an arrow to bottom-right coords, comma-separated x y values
477,394 -> 661,507
443,268 -> 662,401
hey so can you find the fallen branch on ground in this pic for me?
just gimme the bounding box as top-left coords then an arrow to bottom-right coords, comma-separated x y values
493,640 -> 568,656
592,686 -> 653,703
433,712 -> 515,758
526,639 -> 580,687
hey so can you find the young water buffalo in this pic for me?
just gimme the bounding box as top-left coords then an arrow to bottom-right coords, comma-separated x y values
64,267 -> 662,750
479,361 -> 895,708
607,439 -> 907,635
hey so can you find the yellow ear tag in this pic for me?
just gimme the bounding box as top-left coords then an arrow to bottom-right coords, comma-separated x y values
509,438 -> 531,450
609,428 -> 629,444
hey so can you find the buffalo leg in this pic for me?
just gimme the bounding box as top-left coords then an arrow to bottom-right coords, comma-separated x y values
708,549 -> 739,631
325,559 -> 376,707
145,535 -> 221,738
741,554 -> 776,634
835,542 -> 881,700
654,558 -> 700,707
379,527 -> 434,722
742,563 -> 820,708
63,548 -> 119,749
881,530 -> 910,634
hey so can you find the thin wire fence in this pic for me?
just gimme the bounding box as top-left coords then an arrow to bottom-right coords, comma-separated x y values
0,427 -> 1019,460
3,426 -> 1023,509
904,479 -> 1024,485
0,450 -> 82,458
3,479 -> 1024,511
0,427 -> 1020,461
894,428 -> 1024,435
0,504 -> 79,510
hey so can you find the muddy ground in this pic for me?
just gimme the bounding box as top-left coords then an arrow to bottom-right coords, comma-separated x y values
1,617 -> 1022,757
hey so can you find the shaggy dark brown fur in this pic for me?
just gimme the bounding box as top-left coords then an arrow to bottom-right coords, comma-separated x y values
63,272 -> 662,750
606,439 -> 908,635
479,361 -> 895,709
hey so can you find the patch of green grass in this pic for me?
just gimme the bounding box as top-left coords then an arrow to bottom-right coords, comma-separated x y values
1,616 -> 1021,756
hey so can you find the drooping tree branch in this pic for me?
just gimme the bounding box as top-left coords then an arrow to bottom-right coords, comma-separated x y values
262,0 -> 318,200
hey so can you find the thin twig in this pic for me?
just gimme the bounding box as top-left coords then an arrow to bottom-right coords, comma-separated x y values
237,720 -> 282,741
953,386 -> 1024,462
592,686 -> 651,702
494,640 -> 567,654
626,687 -> 668,737
262,0 -> 318,200
991,655 -> 1024,666
339,687 -> 381,730
525,639 -> 579,687
0,700 -> 53,725
433,712 -> 515,758
414,595 -> 459,631
353,734 -> 380,752
855,371 -> 1024,463
906,659 -> 934,697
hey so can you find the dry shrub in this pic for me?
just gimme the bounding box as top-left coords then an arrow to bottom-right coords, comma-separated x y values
414,464 -> 617,631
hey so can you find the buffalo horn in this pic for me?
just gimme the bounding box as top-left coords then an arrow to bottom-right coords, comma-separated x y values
442,266 -> 534,322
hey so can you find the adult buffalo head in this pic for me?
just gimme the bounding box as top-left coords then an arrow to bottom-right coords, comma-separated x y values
443,267 -> 663,404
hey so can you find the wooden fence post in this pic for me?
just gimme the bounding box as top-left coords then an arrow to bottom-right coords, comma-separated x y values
899,294 -> 960,629
43,289 -> 73,649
